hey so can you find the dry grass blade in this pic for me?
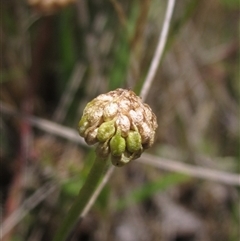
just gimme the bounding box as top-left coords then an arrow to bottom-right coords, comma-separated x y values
86,0 -> 177,222
65,166 -> 115,241
2,1 -> 238,240
0,182 -> 57,237
138,154 -> 240,186
140,0 -> 176,101
52,63 -> 86,123
1,101 -> 239,186
0,101 -> 86,146
80,166 -> 115,218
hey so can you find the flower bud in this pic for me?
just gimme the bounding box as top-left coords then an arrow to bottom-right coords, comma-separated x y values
78,88 -> 158,166
85,127 -> 98,145
110,131 -> 126,157
97,120 -> 116,142
78,115 -> 89,136
126,130 -> 142,153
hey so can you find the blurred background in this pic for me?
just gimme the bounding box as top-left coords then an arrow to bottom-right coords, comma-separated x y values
1,0 -> 239,241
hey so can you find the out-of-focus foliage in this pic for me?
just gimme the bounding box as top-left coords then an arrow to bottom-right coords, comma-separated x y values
1,0 -> 239,241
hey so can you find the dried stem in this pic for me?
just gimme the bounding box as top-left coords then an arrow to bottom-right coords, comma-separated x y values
140,0 -> 176,101
81,1 -> 177,227
139,154 -> 240,186
1,101 -> 239,186
65,166 -> 115,241
0,182 -> 57,238
53,157 -> 109,241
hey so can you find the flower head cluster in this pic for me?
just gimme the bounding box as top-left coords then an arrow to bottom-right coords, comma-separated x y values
78,88 -> 158,167
28,0 -> 75,14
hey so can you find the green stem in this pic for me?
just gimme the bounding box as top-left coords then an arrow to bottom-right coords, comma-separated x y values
53,157 -> 108,241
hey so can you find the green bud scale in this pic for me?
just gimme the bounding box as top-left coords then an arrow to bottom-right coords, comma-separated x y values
78,88 -> 158,167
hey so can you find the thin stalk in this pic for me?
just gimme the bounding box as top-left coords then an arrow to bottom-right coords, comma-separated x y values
53,157 -> 109,241
140,0 -> 176,101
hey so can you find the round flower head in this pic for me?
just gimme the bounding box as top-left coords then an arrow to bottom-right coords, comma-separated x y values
78,88 -> 158,167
